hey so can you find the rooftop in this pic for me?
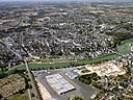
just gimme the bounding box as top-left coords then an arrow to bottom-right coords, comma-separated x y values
46,74 -> 75,95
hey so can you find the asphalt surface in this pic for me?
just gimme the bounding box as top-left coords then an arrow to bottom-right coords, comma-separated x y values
33,68 -> 97,100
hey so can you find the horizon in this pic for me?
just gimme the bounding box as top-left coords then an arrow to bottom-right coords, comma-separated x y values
1,0 -> 133,3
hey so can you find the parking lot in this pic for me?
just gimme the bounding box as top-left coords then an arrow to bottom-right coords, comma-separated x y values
33,68 -> 98,100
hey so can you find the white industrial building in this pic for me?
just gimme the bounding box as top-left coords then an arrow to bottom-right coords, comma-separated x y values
46,74 -> 75,95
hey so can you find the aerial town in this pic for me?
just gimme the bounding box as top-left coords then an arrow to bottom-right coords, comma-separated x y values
0,0 -> 133,100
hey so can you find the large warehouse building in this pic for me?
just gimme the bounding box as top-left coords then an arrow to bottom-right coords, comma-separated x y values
46,74 -> 75,95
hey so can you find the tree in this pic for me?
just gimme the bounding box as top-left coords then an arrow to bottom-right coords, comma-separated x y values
69,96 -> 84,100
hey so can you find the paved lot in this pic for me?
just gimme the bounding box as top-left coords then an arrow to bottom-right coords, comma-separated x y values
33,68 -> 97,100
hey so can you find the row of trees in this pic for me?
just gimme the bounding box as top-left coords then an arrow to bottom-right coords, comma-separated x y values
68,96 -> 84,100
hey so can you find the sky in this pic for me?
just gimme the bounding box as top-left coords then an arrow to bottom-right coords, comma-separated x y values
1,0 -> 133,2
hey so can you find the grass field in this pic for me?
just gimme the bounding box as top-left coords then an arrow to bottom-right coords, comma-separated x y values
7,91 -> 29,100
117,38 -> 132,54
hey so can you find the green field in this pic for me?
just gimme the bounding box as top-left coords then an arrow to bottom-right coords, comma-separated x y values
117,38 -> 132,54
9,53 -> 118,72
7,91 -> 28,100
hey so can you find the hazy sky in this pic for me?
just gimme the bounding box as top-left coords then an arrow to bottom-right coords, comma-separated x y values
1,0 -> 133,2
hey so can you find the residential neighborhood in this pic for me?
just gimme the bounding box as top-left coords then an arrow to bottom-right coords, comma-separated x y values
0,0 -> 133,100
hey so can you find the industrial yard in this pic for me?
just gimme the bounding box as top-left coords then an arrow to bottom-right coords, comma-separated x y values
33,68 -> 97,100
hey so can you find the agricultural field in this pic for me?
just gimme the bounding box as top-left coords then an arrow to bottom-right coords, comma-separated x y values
0,74 -> 28,100
7,91 -> 28,100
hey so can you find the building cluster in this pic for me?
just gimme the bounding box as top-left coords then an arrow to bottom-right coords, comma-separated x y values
0,3 -> 133,67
